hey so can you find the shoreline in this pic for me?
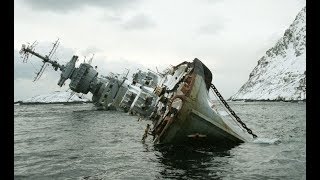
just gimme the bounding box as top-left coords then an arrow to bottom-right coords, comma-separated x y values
14,101 -> 92,105
228,99 -> 306,103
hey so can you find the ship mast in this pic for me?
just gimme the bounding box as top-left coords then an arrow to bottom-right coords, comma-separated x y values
19,39 -> 64,81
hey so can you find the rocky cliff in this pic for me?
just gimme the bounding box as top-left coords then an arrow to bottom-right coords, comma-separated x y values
230,7 -> 306,101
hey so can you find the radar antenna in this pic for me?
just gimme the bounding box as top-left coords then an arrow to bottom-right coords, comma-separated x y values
19,41 -> 38,63
19,38 -> 63,82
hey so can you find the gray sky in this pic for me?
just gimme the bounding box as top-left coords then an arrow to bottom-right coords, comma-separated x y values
14,0 -> 305,101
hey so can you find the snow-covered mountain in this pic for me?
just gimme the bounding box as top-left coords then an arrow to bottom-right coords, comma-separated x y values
230,7 -> 306,101
21,90 -> 90,103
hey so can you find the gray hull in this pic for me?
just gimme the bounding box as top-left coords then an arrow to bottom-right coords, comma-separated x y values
152,59 -> 246,145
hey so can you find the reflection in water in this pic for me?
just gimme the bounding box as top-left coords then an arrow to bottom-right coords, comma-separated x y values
154,143 -> 238,179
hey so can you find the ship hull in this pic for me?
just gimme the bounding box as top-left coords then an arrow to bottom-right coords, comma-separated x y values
158,104 -> 245,146
152,59 -> 246,146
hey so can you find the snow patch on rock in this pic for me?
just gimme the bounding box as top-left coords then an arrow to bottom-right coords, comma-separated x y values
230,7 -> 306,101
23,90 -> 90,103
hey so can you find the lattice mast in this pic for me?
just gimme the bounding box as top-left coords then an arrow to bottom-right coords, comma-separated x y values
19,39 -> 63,81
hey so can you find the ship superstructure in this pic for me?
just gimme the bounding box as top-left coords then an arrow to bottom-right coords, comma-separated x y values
19,41 -> 150,111
19,40 -> 257,146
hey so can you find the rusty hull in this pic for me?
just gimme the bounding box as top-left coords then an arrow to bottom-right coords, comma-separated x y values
151,58 -> 246,145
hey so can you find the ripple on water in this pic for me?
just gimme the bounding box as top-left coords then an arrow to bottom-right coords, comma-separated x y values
14,102 -> 306,179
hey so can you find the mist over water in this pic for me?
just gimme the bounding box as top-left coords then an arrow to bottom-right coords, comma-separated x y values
14,102 -> 306,179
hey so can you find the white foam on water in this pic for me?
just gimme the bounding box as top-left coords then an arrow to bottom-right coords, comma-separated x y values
252,137 -> 281,145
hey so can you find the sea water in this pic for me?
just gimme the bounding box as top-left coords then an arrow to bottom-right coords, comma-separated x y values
14,101 -> 306,179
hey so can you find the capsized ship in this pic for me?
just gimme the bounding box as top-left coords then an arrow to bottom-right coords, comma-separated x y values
19,40 -> 257,146
18,40 -> 158,114
149,58 -> 257,145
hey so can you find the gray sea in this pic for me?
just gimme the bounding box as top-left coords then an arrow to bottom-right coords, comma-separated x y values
14,101 -> 306,179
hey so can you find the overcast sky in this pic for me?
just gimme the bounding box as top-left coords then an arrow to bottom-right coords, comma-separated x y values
14,0 -> 305,101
